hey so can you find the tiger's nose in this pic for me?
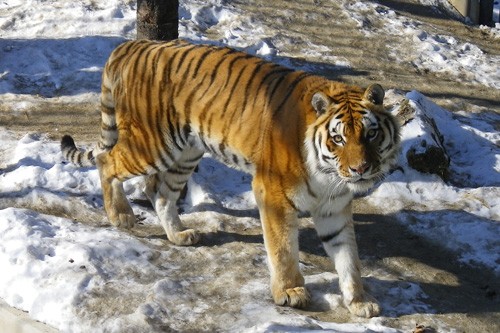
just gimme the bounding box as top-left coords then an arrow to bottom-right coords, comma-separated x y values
349,162 -> 371,175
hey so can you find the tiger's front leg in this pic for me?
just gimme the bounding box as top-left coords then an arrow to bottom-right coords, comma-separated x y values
253,177 -> 310,308
313,203 -> 380,318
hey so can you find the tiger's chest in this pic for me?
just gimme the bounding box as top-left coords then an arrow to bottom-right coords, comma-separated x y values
293,176 -> 354,215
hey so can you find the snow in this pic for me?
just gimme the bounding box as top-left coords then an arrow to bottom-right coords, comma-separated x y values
341,0 -> 500,89
0,0 -> 499,332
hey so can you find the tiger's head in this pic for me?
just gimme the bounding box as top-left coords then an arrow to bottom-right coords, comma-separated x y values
306,83 -> 400,193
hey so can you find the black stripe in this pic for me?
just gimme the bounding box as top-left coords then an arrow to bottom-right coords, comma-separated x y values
139,45 -> 157,89
196,51 -> 238,134
76,150 -> 83,166
192,48 -> 214,79
167,167 -> 190,176
157,148 -> 173,170
178,124 -> 191,146
184,153 -> 204,164
219,142 -> 227,156
206,143 -> 218,156
222,61 -> 248,113
175,45 -> 198,74
129,44 -> 150,81
164,179 -> 184,193
232,154 -> 240,165
240,60 -> 267,114
119,153 -> 143,178
202,48 -> 237,95
155,57 -> 173,170
177,56 -> 196,95
121,128 -> 146,175
150,44 -> 163,76
98,141 -> 115,150
205,112 -> 216,139
87,151 -> 95,165
146,46 -> 165,169
172,162 -> 198,173
154,112 -> 169,170
109,41 -> 143,69
128,45 -> 150,139
219,65 -> 247,148
221,54 -> 253,90
101,123 -> 117,131
166,111 -> 183,151
266,73 -> 287,105
196,54 -> 231,135
250,66 -> 292,111
150,162 -> 162,173
183,88 -> 198,128
100,104 -> 114,115
384,118 -> 397,143
319,224 -> 346,243
165,45 -> 184,80
305,180 -> 317,198
246,67 -> 293,157
69,148 -> 77,164
156,100 -> 177,170
273,72 -> 312,117
284,192 -> 299,211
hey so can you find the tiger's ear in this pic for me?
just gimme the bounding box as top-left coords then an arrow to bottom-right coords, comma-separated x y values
311,92 -> 331,115
363,84 -> 385,105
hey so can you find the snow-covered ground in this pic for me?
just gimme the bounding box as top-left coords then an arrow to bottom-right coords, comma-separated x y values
1,0 -> 499,332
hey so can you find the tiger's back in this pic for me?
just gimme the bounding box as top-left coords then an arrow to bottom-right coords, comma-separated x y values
100,40 -> 335,176
61,39 -> 400,317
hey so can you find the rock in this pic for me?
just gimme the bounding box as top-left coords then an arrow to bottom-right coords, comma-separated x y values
392,93 -> 450,179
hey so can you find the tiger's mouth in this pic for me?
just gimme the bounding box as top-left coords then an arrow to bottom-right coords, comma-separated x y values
345,171 -> 380,184
344,175 -> 378,193
348,177 -> 373,184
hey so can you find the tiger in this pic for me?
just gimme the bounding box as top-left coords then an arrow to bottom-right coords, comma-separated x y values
61,39 -> 400,318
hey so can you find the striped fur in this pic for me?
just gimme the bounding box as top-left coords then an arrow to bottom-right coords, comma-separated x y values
61,39 -> 400,316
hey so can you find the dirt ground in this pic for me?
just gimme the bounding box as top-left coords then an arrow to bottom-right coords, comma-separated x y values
1,0 -> 499,332
2,0 -> 499,140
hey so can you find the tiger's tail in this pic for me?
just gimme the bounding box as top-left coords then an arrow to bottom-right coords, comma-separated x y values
61,77 -> 118,167
60,135 -> 97,167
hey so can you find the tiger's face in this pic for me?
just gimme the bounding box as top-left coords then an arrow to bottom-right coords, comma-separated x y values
307,84 -> 400,193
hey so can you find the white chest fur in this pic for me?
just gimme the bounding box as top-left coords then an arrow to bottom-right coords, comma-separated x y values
293,175 -> 354,216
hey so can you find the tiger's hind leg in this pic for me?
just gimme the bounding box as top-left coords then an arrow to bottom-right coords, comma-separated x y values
96,147 -> 137,229
144,145 -> 203,246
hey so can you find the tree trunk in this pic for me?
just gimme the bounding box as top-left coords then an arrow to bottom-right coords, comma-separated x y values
137,0 -> 178,41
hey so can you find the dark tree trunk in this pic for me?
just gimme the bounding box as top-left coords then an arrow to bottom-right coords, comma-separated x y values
137,0 -> 178,40
479,0 -> 494,26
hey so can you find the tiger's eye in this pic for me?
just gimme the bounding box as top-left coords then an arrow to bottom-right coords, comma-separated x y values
332,135 -> 343,144
367,129 -> 378,139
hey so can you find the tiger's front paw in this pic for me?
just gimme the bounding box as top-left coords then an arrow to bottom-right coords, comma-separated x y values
273,286 -> 311,309
169,229 -> 200,246
346,292 -> 380,318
